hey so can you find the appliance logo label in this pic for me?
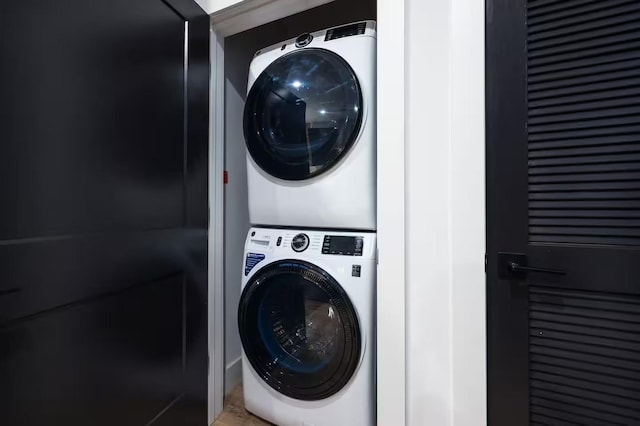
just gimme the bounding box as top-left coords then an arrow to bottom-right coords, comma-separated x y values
245,253 -> 266,276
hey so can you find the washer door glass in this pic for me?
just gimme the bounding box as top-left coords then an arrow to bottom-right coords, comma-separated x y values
238,260 -> 361,400
243,48 -> 363,181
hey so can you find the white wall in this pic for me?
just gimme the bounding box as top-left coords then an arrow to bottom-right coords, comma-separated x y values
404,0 -> 486,424
223,66 -> 250,395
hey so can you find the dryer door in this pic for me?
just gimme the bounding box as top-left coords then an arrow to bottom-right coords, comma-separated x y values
238,260 -> 362,401
243,48 -> 363,181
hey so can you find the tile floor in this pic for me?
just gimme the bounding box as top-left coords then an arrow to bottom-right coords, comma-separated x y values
213,385 -> 273,426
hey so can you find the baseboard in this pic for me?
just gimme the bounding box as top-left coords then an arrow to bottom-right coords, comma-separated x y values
225,356 -> 243,396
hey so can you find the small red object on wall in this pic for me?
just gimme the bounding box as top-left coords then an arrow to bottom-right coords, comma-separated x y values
224,170 -> 229,184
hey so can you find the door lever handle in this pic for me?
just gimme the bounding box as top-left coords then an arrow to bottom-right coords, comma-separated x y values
498,252 -> 566,279
508,262 -> 565,275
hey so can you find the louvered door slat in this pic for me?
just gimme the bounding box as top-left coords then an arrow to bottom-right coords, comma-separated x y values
528,0 -> 597,14
529,88 -> 640,109
530,363 -> 640,392
530,181 -> 640,191
530,152 -> 640,166
529,140 -> 640,156
531,353 -> 640,383
528,0 -> 635,26
529,50 -> 640,75
529,172 -> 640,184
529,106 -> 640,125
529,40 -> 640,67
530,22 -> 640,52
529,79 -> 640,101
528,3 -> 640,35
528,58 -> 640,83
529,69 -> 640,95
531,392 -> 637,425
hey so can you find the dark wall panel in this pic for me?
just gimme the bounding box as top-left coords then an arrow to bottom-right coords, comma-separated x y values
0,0 -> 186,240
0,0 -> 209,424
1,275 -> 184,426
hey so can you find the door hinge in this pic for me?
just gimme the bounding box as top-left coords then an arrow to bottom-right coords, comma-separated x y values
484,253 -> 487,273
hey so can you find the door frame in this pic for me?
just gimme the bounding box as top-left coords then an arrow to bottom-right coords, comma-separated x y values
485,0 -> 527,423
208,25 -> 226,425
207,1 -> 407,424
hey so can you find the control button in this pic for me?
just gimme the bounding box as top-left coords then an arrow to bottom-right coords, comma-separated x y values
352,265 -> 361,277
291,233 -> 310,252
276,237 -> 282,247
295,33 -> 313,48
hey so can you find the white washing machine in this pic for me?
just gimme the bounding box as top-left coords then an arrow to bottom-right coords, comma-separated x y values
243,21 -> 376,231
238,227 -> 376,426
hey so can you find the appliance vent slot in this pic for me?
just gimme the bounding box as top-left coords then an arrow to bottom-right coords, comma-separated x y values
529,286 -> 640,426
325,22 -> 367,41
526,1 -> 640,246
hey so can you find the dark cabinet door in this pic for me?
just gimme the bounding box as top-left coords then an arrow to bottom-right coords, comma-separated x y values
487,1 -> 640,425
0,0 -> 209,425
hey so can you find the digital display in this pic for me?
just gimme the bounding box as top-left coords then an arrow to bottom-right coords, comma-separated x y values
325,22 -> 367,41
330,236 -> 356,254
323,235 -> 363,256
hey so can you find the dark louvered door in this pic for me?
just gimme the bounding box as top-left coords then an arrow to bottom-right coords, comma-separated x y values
487,1 -> 640,425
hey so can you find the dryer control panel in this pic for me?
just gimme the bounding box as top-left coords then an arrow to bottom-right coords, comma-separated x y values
246,227 -> 376,260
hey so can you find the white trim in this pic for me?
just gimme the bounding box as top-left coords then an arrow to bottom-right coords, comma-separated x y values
376,0 -> 406,424
403,0 -> 486,424
450,0 -> 486,423
210,0 -> 335,37
405,0 -> 454,423
195,0 -> 244,15
224,356 -> 243,395
208,27 -> 226,425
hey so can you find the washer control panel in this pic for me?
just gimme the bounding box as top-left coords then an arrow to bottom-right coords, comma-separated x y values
322,235 -> 363,256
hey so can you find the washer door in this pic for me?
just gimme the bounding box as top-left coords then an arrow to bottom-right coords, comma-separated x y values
238,260 -> 361,401
243,48 -> 363,181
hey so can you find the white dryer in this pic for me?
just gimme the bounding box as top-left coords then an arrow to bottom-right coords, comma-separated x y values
238,227 -> 376,426
243,21 -> 376,230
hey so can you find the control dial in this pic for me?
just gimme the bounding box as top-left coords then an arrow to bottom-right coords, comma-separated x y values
295,33 -> 313,48
291,233 -> 310,252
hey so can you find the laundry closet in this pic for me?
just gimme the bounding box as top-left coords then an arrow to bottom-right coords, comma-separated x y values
212,0 -> 377,424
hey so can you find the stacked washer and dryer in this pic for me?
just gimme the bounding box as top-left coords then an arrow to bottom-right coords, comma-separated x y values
238,21 -> 377,426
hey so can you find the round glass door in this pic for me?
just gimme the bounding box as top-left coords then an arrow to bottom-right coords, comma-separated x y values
238,260 -> 361,400
243,48 -> 363,181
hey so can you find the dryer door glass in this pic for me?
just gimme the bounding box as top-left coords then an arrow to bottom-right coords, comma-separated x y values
238,260 -> 361,401
243,48 -> 363,181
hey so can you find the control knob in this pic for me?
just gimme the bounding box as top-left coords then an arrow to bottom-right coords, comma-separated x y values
291,233 -> 310,252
